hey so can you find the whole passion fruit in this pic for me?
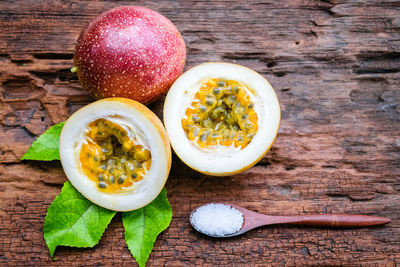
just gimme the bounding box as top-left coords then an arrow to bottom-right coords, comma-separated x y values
59,98 -> 171,211
73,6 -> 186,104
163,62 -> 280,176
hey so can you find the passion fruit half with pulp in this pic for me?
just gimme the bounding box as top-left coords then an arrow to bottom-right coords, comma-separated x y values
163,62 -> 280,176
60,98 -> 171,211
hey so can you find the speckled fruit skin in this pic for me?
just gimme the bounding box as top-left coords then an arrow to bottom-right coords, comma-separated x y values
74,6 -> 186,104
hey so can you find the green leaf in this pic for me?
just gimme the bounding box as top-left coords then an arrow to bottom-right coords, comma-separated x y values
43,181 -> 116,257
21,122 -> 65,161
122,188 -> 172,267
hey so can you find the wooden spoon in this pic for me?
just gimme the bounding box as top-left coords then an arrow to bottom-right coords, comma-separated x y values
189,203 -> 391,238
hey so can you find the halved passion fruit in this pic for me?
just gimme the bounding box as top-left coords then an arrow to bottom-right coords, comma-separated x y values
59,98 -> 171,211
163,62 -> 280,176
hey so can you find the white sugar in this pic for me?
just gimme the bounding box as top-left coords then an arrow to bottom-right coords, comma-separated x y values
190,203 -> 244,237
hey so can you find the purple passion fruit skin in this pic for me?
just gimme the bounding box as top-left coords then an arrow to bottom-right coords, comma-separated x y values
74,6 -> 186,104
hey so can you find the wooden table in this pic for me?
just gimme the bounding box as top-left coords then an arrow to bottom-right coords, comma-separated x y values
1,0 -> 399,266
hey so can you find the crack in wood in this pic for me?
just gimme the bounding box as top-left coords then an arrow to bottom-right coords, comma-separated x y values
32,53 -> 74,60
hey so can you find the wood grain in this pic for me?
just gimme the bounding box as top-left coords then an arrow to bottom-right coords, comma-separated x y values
0,0 -> 399,266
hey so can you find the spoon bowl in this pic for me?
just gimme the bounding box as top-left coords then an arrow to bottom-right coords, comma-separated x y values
190,203 -> 391,238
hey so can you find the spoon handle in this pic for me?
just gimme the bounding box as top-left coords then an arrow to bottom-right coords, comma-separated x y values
269,214 -> 391,228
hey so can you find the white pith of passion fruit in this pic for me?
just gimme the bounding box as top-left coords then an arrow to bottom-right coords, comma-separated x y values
163,62 -> 280,176
59,98 -> 171,211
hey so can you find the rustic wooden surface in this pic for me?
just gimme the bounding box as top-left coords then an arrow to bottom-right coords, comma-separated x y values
0,0 -> 399,266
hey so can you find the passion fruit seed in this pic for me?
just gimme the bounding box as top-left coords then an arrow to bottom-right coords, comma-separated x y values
117,176 -> 124,184
217,81 -> 225,87
98,182 -> 107,189
192,115 -> 200,122
182,79 -> 258,149
79,118 -> 152,193
200,133 -> 207,142
125,162 -> 135,171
